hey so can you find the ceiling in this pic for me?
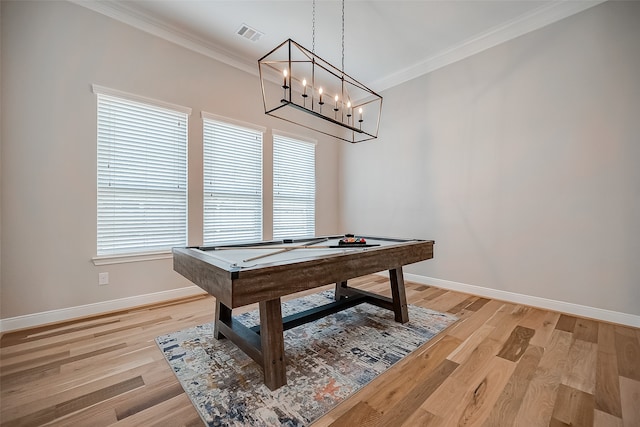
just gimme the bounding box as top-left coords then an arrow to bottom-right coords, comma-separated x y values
76,0 -> 604,92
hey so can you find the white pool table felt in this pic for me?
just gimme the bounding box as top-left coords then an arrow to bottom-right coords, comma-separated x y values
197,237 -> 403,269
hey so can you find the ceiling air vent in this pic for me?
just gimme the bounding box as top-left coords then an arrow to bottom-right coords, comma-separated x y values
237,24 -> 264,42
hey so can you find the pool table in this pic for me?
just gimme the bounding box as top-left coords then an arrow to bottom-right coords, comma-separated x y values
172,235 -> 434,390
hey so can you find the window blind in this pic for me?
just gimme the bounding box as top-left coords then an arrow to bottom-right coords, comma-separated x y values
273,134 -> 316,239
203,118 -> 263,245
96,92 -> 188,256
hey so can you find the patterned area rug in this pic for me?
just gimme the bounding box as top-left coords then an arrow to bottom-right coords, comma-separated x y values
156,291 -> 457,426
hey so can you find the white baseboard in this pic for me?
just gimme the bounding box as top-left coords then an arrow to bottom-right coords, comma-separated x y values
0,286 -> 207,333
386,272 -> 640,328
3,274 -> 639,332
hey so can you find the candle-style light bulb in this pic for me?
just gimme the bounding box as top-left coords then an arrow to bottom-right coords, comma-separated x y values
302,78 -> 308,98
318,88 -> 324,105
282,69 -> 288,89
334,95 -> 339,112
358,107 -> 363,122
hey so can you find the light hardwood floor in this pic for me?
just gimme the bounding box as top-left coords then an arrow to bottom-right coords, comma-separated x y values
1,275 -> 639,426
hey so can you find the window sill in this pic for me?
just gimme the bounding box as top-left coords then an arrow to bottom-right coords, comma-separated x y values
92,250 -> 173,266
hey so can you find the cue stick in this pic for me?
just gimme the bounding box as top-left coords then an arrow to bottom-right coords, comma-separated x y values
215,245 -> 335,250
241,238 -> 328,263
215,245 -> 379,250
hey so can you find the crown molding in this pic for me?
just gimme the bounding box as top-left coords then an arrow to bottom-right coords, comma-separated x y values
371,0 -> 607,91
70,0 -> 258,77
71,0 -> 606,93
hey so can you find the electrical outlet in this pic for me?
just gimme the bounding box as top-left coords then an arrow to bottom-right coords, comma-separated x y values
98,272 -> 109,285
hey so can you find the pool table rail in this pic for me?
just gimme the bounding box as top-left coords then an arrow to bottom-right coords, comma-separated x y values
173,236 -> 433,308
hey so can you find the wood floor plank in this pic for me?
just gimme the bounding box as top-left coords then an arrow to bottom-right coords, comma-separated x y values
422,334 -> 507,420
614,326 -> 640,382
2,376 -> 144,427
555,314 -> 577,333
465,297 -> 490,312
483,345 -> 545,427
111,393 -> 200,427
1,343 -> 128,385
447,296 -> 478,315
1,349 -> 165,410
372,358 -> 459,426
445,356 -> 516,426
513,329 -> 573,427
562,338 -> 598,394
3,352 -> 155,410
551,384 -> 595,426
447,300 -> 505,341
45,406 -> 119,427
519,308 -> 560,347
595,336 -> 623,418
449,337 -> 503,386
42,361 -> 186,426
426,292 -> 472,313
448,324 -> 495,365
496,325 -> 535,362
1,276 -> 639,427
114,377 -> 185,420
598,323 -> 618,355
2,358 -> 153,414
408,285 -> 435,301
485,302 -> 517,327
329,401 -> 383,426
419,287 -> 448,302
400,407 -> 439,426
419,371 -> 471,420
488,305 -> 530,345
363,334 -> 461,411
0,317 -> 121,349
593,409 -> 623,427
0,349 -> 71,375
575,318 -> 599,343
619,376 -> 640,427
1,330 -> 105,361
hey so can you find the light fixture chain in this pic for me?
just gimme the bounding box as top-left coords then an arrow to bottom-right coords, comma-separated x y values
341,0 -> 345,72
312,0 -> 316,54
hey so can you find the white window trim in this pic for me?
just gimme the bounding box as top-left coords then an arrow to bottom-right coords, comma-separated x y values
92,250 -> 172,266
201,111 -> 266,133
202,113 -> 264,245
92,84 -> 192,116
272,129 -> 317,146
93,85 -> 190,264
273,133 -> 316,239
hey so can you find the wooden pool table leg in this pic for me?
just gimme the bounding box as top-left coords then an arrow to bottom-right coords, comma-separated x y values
214,300 -> 232,340
389,267 -> 409,323
334,280 -> 348,300
259,298 -> 287,390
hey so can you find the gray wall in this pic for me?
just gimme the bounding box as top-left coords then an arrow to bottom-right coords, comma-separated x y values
0,1 -> 340,319
341,1 -> 640,316
3,1 -> 639,322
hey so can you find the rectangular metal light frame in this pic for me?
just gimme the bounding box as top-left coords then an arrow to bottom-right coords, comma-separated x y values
258,39 -> 382,143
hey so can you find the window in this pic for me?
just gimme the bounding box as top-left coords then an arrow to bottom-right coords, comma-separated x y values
273,134 -> 316,238
95,86 -> 189,257
203,114 -> 263,245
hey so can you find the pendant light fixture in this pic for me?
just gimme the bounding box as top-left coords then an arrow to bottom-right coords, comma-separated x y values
258,0 -> 383,143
